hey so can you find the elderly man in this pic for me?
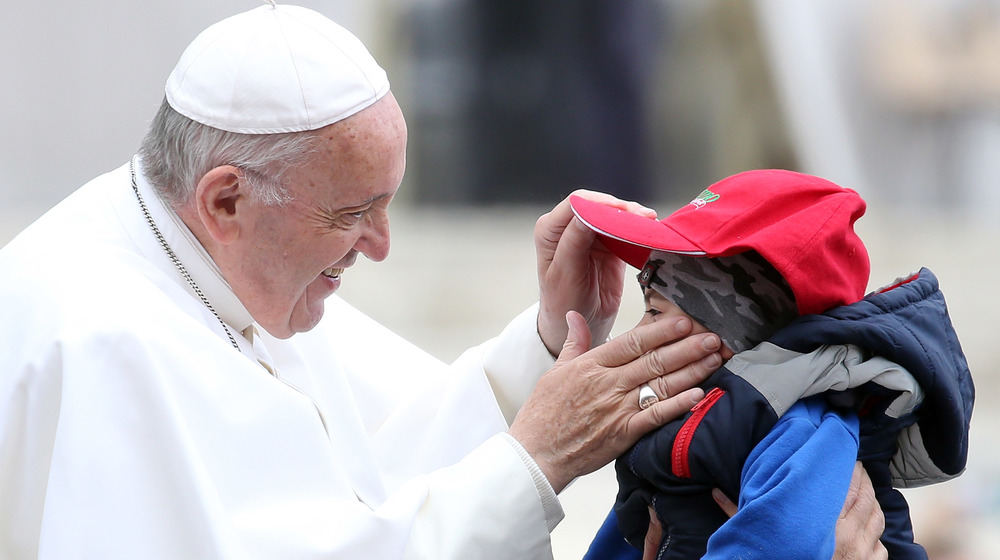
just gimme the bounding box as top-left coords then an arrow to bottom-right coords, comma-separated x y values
0,4 -> 884,559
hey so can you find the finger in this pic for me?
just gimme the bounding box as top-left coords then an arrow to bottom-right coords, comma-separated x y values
536,190 -> 655,267
534,199 -> 574,265
712,488 -> 738,518
568,189 -> 658,218
548,216 -> 602,271
615,330 -> 721,388
553,311 -> 592,368
834,463 -> 886,560
856,469 -> 886,542
627,387 -> 705,438
646,350 -> 721,399
867,511 -> 887,552
595,316 -> 695,368
642,506 -> 662,560
546,190 -> 656,271
840,462 -> 865,520
631,349 -> 720,404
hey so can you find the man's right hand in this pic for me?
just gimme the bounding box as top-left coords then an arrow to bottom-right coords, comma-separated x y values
508,311 -> 722,493
534,189 -> 657,356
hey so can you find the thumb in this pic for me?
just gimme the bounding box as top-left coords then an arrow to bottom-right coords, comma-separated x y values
553,310 -> 592,367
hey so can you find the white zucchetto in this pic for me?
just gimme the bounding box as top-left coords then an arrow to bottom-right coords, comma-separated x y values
165,3 -> 390,134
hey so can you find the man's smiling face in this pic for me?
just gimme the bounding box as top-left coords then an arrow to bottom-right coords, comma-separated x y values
227,94 -> 407,338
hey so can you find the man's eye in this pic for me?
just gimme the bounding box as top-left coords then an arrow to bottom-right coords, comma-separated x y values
331,210 -> 367,227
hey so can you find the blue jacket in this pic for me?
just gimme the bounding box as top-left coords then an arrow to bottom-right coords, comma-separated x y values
584,268 -> 974,560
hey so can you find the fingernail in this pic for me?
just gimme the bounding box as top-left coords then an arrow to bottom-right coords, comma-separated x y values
702,334 -> 721,351
675,317 -> 691,333
701,353 -> 721,368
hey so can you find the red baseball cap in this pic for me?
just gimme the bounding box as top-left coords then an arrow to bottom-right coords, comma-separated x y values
570,169 -> 870,315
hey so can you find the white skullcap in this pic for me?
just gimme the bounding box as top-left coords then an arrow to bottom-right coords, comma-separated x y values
165,3 -> 390,134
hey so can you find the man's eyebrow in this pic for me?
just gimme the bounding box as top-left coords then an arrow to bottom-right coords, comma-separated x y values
324,192 -> 393,214
352,192 -> 392,207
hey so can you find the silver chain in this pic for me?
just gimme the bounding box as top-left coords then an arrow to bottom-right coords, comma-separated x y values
129,157 -> 241,351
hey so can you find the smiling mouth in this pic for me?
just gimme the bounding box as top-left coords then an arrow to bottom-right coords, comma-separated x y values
322,267 -> 344,279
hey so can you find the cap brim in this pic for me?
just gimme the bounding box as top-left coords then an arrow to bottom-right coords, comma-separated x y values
570,195 -> 705,269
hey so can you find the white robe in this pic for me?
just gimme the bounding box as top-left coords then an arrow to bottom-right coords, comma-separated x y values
0,161 -> 562,559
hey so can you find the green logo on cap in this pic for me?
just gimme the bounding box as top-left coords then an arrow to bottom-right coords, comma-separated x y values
690,189 -> 720,209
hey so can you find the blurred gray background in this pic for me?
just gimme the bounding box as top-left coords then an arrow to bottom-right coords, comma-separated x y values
3,1 -> 999,558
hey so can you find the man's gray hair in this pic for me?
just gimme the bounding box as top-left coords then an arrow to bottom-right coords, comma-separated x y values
138,98 -> 319,207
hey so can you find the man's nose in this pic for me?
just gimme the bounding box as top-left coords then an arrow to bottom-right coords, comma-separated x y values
358,213 -> 390,262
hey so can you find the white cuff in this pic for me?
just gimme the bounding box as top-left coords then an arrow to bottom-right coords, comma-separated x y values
500,432 -> 564,532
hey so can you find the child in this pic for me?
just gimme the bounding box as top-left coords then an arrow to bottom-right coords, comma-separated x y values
571,170 -> 974,560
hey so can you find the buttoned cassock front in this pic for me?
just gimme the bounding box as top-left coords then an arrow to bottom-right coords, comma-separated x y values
0,161 -> 562,559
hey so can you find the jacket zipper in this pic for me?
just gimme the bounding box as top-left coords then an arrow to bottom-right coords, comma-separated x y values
671,387 -> 726,478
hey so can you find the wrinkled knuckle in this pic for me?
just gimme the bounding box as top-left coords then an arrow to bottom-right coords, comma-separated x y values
651,375 -> 670,400
644,348 -> 666,376
657,367 -> 684,399
622,330 -> 646,357
873,507 -> 886,534
643,402 -> 664,425
534,211 -> 553,231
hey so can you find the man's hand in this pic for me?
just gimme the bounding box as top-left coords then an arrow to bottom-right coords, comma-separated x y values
700,462 -> 887,560
509,311 -> 722,493
834,463 -> 888,560
535,189 -> 656,355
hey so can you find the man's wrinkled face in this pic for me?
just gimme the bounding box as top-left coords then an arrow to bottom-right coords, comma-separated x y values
230,94 -> 407,338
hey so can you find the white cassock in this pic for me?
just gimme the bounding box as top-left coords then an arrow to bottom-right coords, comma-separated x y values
0,159 -> 563,559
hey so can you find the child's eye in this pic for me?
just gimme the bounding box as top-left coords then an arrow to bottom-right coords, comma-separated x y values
645,308 -> 661,317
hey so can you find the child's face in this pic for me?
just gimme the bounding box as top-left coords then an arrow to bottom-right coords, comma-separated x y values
638,288 -> 735,361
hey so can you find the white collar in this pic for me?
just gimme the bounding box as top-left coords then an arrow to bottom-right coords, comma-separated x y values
131,156 -> 256,335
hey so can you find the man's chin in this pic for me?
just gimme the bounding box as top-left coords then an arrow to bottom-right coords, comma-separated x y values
267,285 -> 332,338
254,309 -> 322,339
285,303 -> 326,337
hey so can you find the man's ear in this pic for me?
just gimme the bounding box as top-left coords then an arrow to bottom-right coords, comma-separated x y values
194,165 -> 249,245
